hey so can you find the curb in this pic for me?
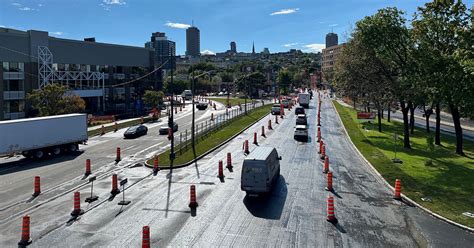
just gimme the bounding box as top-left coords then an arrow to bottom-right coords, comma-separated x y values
331,100 -> 474,233
145,104 -> 271,169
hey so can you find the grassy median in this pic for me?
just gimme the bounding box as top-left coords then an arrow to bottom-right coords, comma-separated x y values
149,104 -> 271,167
333,101 -> 474,228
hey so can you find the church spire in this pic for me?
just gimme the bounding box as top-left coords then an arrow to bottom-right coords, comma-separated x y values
252,41 -> 255,54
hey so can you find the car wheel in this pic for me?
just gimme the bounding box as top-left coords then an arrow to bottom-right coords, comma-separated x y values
68,144 -> 78,152
34,150 -> 44,159
51,147 -> 61,156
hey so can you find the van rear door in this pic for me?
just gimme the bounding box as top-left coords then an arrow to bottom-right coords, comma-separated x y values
241,161 -> 267,193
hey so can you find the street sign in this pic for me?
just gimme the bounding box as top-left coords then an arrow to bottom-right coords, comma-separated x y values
357,112 -> 376,120
120,178 -> 128,186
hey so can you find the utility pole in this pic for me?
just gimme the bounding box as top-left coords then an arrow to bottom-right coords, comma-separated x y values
169,55 -> 175,169
191,63 -> 196,158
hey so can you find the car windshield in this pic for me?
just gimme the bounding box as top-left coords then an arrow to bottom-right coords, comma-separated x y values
127,126 -> 139,132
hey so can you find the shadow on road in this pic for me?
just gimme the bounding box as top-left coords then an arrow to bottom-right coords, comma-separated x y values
243,176 -> 287,220
0,151 -> 84,176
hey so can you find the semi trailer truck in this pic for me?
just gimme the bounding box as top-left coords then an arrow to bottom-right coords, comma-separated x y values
0,113 -> 88,159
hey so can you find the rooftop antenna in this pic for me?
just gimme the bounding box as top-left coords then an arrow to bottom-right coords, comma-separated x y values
192,20 -> 194,27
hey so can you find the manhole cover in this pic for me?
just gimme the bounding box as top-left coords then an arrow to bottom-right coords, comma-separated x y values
462,212 -> 474,218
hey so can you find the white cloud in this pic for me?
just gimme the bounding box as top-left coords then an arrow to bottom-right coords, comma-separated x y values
102,0 -> 126,5
19,7 -> 37,11
329,24 -> 338,27
303,43 -> 325,53
50,31 -> 64,36
201,50 -> 216,56
12,3 -> 38,11
38,4 -> 43,7
270,8 -> 299,16
165,22 -> 191,29
283,42 -> 298,47
0,25 -> 5,28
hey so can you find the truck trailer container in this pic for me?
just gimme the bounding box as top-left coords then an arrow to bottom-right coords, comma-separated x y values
298,93 -> 310,108
0,114 -> 88,159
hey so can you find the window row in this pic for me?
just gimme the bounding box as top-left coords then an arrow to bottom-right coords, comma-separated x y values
3,100 -> 25,114
2,62 -> 25,72
3,79 -> 24,91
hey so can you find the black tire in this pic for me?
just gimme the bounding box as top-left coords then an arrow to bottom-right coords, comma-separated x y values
68,144 -> 78,153
51,146 -> 61,156
34,150 -> 45,159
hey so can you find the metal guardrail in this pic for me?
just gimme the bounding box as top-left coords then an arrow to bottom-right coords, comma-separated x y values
174,100 -> 264,156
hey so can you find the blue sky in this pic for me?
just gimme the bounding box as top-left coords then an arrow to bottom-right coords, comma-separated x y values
1,0 -> 468,55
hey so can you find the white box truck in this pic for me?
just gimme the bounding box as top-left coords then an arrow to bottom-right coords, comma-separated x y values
0,113 -> 88,159
298,93 -> 310,108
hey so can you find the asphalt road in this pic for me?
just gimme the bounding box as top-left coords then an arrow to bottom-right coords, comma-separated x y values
0,100 -> 245,222
0,96 -> 472,247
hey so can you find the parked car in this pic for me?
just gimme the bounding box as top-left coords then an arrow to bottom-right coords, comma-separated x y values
241,146 -> 282,197
124,125 -> 148,139
196,102 -> 208,110
271,104 -> 281,115
296,114 -> 307,125
282,99 -> 290,108
159,122 -> 178,135
294,125 -> 309,141
295,106 -> 305,115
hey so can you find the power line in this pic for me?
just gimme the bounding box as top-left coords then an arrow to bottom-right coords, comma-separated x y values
0,45 -> 38,59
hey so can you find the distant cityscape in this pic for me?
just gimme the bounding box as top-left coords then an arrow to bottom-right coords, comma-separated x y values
0,25 -> 340,121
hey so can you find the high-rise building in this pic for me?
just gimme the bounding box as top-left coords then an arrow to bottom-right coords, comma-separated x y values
262,48 -> 270,54
322,43 -> 345,83
325,32 -> 338,48
230,41 -> 237,53
145,32 -> 175,70
186,26 -> 200,57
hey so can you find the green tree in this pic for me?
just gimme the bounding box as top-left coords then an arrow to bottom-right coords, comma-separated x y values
355,7 -> 414,148
412,0 -> 472,155
27,84 -> 86,116
277,70 -> 292,95
143,90 -> 164,108
164,79 -> 188,95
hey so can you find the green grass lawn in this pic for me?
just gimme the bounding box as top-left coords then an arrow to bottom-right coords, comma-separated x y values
333,101 -> 474,228
148,104 -> 272,167
209,97 -> 251,107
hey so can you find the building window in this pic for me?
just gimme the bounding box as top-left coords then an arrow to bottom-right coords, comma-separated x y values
3,80 -> 24,91
3,100 -> 25,114
2,62 -> 24,72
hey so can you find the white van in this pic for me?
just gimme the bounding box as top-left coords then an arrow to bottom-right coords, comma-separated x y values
241,146 -> 281,196
181,90 -> 193,100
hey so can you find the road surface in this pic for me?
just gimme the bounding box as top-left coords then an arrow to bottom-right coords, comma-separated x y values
0,96 -> 472,247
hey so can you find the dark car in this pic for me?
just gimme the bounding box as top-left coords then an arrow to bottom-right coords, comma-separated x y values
159,122 -> 178,135
296,114 -> 307,125
196,102 -> 208,110
271,104 -> 281,115
124,125 -> 148,139
295,106 -> 305,115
